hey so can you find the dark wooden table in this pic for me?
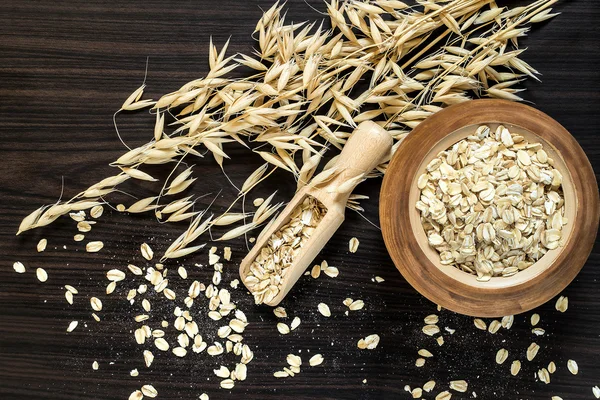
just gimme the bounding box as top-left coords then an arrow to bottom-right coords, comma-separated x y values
1,1 -> 598,399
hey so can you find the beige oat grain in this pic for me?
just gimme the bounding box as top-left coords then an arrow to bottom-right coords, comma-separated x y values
36,268 -> 48,282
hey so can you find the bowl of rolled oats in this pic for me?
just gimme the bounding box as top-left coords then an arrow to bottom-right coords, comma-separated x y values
380,99 -> 599,317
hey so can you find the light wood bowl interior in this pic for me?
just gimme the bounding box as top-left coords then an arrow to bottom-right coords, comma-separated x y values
409,122 -> 576,290
380,100 -> 599,317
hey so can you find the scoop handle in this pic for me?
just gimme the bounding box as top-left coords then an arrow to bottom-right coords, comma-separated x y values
334,121 -> 393,186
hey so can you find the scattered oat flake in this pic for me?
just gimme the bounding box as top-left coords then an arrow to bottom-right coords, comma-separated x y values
116,204 -> 126,212
65,291 -> 74,305
530,313 -> 540,326
128,289 -> 138,301
106,281 -> 117,295
357,334 -> 380,350
310,264 -> 321,279
92,361 -> 99,370
349,237 -> 359,253
273,307 -> 287,318
37,238 -> 47,252
164,286 -> 176,299
349,300 -> 364,311
13,261 -> 26,273
415,358 -> 425,367
74,234 -> 85,241
277,322 -> 290,335
141,243 -> 154,260
375,276 -> 385,283
90,205 -> 104,218
36,268 -> 48,282
551,397 -> 563,400
235,363 -> 247,381
141,384 -> 158,397
143,350 -> 154,367
287,354 -> 302,367
323,266 -> 339,278
538,368 -> 551,384
86,241 -> 104,252
555,296 -> 568,312
532,327 -> 545,336
424,314 -> 438,325
90,297 -> 102,311
501,315 -> 514,329
230,318 -> 247,333
422,324 -> 440,336
548,361 -> 556,374
224,246 -> 232,261
208,311 -> 222,321
67,321 -> 78,332
496,348 -> 508,364
107,269 -> 126,282
593,386 -> 600,398
511,360 -> 521,376
214,366 -> 230,378
209,252 -> 220,265
65,285 -> 78,294
449,380 -> 468,393
135,328 -> 146,345
135,314 -> 149,322
309,354 -> 323,366
473,318 -> 486,330
418,349 -> 433,358
318,303 -> 331,317
173,347 -> 187,357
527,342 -> 540,361
155,337 -> 169,351
290,316 -> 301,330
129,390 -> 143,400
77,221 -> 93,232
488,320 -> 501,333
567,359 -> 578,375
220,379 -> 234,389
69,211 -> 85,221
436,390 -> 452,400
130,369 -> 139,377
423,381 -> 436,392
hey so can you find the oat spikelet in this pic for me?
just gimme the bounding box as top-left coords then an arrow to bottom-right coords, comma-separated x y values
18,0 -> 557,267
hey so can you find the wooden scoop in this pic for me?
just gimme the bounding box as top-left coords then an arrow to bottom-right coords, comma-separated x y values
239,121 -> 393,306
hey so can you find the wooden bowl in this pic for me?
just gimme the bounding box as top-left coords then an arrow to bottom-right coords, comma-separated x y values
380,99 -> 599,317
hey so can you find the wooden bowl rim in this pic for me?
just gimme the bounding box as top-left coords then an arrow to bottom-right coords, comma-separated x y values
380,99 -> 599,317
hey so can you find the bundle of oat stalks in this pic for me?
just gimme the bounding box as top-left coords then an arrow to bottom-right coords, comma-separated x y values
17,0 -> 558,260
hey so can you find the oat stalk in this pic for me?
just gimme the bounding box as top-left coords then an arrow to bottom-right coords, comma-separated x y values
18,0 -> 558,260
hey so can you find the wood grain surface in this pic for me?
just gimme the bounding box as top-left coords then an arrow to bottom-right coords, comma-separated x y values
0,1 -> 599,399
